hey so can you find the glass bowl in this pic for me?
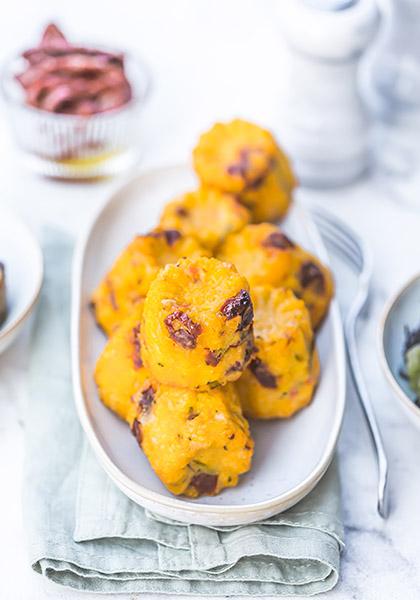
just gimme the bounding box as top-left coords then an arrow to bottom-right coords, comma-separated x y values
1,49 -> 151,179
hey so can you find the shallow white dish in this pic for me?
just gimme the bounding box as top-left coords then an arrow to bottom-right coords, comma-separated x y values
0,209 -> 43,355
72,165 -> 346,526
379,274 -> 420,431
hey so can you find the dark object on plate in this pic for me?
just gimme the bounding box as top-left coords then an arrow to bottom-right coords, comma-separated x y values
16,23 -> 132,115
403,325 -> 420,406
0,263 -> 7,326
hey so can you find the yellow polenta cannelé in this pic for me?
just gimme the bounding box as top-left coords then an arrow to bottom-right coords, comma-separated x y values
130,381 -> 254,497
94,304 -> 148,423
141,256 -> 254,391
158,187 -> 251,252
91,230 -> 209,336
218,223 -> 334,329
193,119 -> 296,223
236,286 -> 320,419
285,247 -> 334,331
94,307 -> 253,497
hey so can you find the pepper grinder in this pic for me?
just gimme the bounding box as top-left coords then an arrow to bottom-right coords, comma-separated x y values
360,0 -> 420,184
275,0 -> 379,187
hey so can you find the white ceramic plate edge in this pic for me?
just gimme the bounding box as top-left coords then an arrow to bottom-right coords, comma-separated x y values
378,273 -> 420,426
0,209 -> 44,348
71,164 -> 346,523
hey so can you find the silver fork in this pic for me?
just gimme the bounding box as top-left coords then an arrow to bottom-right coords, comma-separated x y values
312,207 -> 389,519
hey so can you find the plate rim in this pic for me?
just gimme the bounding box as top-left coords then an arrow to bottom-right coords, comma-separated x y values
71,163 -> 346,517
0,208 -> 44,343
378,272 -> 420,424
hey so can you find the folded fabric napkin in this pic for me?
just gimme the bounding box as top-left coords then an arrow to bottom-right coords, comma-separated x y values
24,230 -> 344,595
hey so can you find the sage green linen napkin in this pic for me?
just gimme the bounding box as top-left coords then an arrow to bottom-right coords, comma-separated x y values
24,231 -> 344,595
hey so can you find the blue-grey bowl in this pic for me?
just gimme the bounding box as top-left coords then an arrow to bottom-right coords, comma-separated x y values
380,274 -> 420,430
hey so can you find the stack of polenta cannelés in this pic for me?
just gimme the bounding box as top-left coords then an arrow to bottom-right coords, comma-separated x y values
91,119 -> 334,498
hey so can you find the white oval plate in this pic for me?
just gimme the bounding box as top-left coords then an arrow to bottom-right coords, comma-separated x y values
72,165 -> 346,526
0,209 -> 43,355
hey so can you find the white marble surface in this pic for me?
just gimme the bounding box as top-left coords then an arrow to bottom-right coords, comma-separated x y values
1,1 -> 420,599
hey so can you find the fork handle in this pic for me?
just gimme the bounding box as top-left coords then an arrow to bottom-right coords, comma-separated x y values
345,304 -> 389,518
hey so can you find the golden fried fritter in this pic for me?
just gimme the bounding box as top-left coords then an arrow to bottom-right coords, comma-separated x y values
193,119 -> 296,223
285,251 -> 334,330
91,230 -> 209,336
130,381 -> 254,497
141,256 -> 254,391
94,304 -> 148,423
158,188 -> 251,251
236,287 -> 319,419
218,223 -> 295,287
94,303 -> 253,498
218,223 -> 333,328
